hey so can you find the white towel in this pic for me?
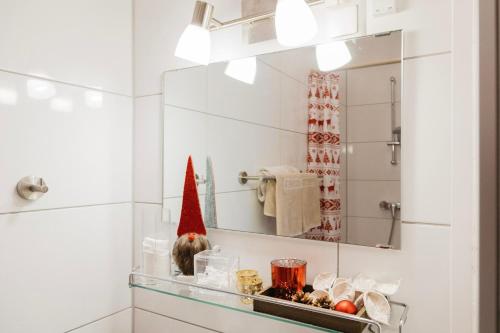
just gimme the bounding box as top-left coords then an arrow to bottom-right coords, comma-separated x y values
256,166 -> 300,217
274,173 -> 321,237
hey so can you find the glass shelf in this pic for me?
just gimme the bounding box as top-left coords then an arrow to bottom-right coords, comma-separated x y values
129,272 -> 408,333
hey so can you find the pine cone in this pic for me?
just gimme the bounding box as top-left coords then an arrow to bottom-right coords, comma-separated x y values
312,295 -> 332,309
291,291 -> 313,305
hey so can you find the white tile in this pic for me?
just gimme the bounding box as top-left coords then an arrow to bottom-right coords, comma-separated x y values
207,61 -> 281,128
215,190 -> 276,235
72,308 -> 132,333
347,142 -> 400,180
339,224 -> 450,333
0,72 -> 132,213
134,0 -> 198,96
134,203 -> 163,267
208,229 -> 338,287
347,63 -> 401,106
164,66 -> 207,111
366,0 -> 452,58
402,54 -> 451,225
346,217 -> 400,248
164,106 -> 208,198
0,204 -> 132,333
258,47 -> 316,85
206,116 -> 281,193
347,181 -> 401,218
134,309 -> 215,333
135,287 -> 333,333
0,0 -> 132,95
134,95 -> 163,203
279,131 -> 308,171
347,103 -> 401,143
280,76 -> 308,134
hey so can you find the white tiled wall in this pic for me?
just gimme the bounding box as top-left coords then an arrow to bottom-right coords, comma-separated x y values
0,0 -> 134,332
344,63 -> 401,247
133,1 -> 476,333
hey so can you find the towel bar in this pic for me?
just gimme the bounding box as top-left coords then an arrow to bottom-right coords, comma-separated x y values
238,171 -> 323,185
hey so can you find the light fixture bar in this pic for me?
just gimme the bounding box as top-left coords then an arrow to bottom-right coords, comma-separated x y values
208,0 -> 324,31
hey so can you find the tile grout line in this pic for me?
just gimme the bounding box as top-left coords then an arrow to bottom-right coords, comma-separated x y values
0,201 -> 132,216
0,68 -> 132,98
63,307 -> 132,333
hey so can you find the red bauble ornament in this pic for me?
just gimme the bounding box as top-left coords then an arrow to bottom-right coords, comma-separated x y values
334,300 -> 357,314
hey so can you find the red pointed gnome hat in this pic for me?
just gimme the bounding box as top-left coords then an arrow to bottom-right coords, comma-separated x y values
177,156 -> 206,237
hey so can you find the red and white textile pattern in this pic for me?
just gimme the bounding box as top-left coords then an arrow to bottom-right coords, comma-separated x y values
304,71 -> 342,242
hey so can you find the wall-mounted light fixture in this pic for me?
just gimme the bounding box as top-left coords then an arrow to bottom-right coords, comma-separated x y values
175,1 -> 214,65
175,0 -> 324,65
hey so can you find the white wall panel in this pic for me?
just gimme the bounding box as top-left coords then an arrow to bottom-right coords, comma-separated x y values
0,72 -> 132,213
339,224 -> 450,333
72,309 -> 132,333
401,54 -> 451,225
0,0 -> 132,95
0,204 -> 132,333
134,308 -> 215,333
135,95 -> 163,204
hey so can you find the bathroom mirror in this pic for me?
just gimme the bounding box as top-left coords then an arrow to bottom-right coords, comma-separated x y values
163,30 -> 402,249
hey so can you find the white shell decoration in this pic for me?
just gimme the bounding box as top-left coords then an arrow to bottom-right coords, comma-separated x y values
313,272 -> 336,291
352,274 -> 377,292
330,281 -> 355,305
309,289 -> 330,302
363,291 -> 391,325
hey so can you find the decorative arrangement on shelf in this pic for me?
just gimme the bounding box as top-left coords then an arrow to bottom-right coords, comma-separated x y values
172,156 -> 210,275
254,270 -> 401,333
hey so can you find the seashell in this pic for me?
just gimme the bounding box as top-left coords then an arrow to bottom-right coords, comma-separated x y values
309,289 -> 330,302
313,272 -> 336,291
329,281 -> 355,305
352,273 -> 377,293
363,291 -> 391,325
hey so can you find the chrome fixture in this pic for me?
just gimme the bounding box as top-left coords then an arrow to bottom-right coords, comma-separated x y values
238,170 -> 322,185
176,0 -> 325,65
17,176 -> 49,200
377,200 -> 401,249
387,76 -> 400,165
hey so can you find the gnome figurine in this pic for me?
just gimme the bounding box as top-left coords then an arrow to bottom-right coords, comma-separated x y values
172,156 -> 210,275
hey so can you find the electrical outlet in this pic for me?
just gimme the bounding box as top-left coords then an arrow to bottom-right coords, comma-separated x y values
372,0 -> 397,16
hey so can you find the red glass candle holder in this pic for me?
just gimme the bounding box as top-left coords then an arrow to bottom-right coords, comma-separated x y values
271,259 -> 307,299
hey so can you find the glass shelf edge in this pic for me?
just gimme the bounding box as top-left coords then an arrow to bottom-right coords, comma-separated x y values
129,272 -> 407,333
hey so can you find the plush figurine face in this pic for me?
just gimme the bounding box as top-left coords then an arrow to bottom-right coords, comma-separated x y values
172,232 -> 210,275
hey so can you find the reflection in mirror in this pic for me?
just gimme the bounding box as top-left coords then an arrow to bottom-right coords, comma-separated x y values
163,31 -> 402,249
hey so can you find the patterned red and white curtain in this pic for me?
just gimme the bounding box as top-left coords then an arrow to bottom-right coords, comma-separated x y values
304,71 -> 342,242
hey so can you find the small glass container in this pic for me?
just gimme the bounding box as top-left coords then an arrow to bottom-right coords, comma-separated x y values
194,248 -> 240,289
236,269 -> 263,304
271,258 -> 307,299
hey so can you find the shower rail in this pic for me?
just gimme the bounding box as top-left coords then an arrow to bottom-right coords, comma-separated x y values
387,76 -> 400,165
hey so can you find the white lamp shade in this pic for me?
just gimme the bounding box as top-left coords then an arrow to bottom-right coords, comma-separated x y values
316,41 -> 352,71
275,0 -> 318,47
224,57 -> 257,84
175,24 -> 211,65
